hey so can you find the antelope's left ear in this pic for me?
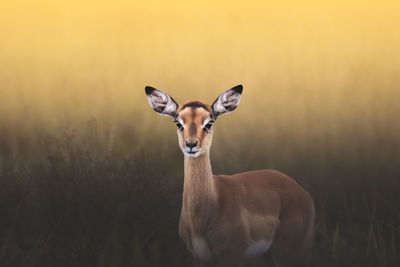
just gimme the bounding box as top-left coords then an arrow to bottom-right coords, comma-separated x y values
145,86 -> 179,118
211,85 -> 243,119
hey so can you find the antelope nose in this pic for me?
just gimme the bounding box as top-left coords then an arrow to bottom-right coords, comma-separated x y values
186,140 -> 198,149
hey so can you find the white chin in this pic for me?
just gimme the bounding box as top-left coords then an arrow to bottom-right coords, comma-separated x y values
184,151 -> 201,158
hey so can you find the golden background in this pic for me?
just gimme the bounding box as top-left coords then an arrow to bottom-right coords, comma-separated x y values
1,1 -> 399,162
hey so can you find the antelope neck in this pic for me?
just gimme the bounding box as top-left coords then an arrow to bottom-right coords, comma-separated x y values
183,152 -> 217,209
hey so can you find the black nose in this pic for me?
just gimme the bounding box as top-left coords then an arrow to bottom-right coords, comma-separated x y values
186,140 -> 198,149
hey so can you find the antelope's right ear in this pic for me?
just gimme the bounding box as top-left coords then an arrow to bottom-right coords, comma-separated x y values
145,86 -> 179,117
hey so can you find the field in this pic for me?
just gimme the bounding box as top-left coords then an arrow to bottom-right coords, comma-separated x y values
1,1 -> 400,266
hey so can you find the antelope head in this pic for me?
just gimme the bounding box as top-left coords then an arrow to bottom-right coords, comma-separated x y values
145,85 -> 243,157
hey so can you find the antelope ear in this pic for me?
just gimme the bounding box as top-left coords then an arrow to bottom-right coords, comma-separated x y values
211,85 -> 243,118
145,86 -> 178,118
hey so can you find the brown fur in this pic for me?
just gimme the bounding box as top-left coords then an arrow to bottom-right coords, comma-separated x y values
178,100 -> 213,114
147,95 -> 314,266
174,101 -> 315,266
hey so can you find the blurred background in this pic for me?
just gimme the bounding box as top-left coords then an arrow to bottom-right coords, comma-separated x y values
0,0 -> 399,266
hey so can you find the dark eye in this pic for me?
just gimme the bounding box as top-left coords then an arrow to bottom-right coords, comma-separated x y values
175,122 -> 183,130
204,122 -> 213,131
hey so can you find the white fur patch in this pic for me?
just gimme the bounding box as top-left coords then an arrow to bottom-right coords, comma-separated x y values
244,240 -> 272,258
184,150 -> 201,158
201,119 -> 210,128
192,237 -> 212,261
178,118 -> 186,128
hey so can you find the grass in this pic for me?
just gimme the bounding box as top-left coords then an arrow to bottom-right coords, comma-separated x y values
0,115 -> 399,267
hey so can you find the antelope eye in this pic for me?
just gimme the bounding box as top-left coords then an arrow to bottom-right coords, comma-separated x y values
175,122 -> 183,130
204,122 -> 213,131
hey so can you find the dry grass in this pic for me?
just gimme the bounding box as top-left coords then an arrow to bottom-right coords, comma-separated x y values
0,119 -> 399,267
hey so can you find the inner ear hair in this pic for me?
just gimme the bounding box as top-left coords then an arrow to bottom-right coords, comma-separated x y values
212,84 -> 243,118
145,86 -> 179,117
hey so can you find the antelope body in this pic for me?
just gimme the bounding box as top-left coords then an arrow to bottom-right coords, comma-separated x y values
145,85 -> 314,266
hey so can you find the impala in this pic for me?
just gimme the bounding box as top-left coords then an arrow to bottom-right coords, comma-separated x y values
145,85 -> 315,266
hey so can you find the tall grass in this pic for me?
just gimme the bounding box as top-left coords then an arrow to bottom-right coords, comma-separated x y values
1,118 -> 399,267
